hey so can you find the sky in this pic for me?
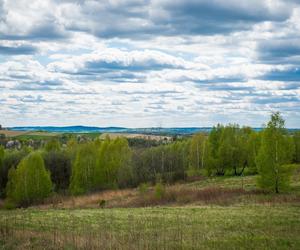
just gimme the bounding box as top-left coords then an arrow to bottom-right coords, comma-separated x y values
0,0 -> 300,128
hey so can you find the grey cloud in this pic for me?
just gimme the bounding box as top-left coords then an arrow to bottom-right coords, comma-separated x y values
56,0 -> 295,39
1,23 -> 68,41
153,0 -> 291,35
0,44 -> 37,55
257,39 -> 300,64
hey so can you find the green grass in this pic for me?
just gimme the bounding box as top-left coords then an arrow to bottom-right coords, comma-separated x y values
1,173 -> 300,249
0,205 -> 300,249
190,175 -> 257,191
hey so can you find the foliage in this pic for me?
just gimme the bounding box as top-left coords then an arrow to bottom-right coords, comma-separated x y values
189,133 -> 207,171
0,148 -> 30,197
154,182 -> 166,199
97,137 -> 132,189
293,132 -> 300,163
69,143 -> 98,195
43,150 -> 71,192
44,139 -> 61,152
5,152 -> 52,207
256,112 -> 295,193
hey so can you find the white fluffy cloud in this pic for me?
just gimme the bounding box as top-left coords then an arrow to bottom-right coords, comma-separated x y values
0,0 -> 300,127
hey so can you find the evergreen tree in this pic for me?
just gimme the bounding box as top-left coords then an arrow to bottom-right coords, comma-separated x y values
6,152 -> 52,206
256,112 -> 295,193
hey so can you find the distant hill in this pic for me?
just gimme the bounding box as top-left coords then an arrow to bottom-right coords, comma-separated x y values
7,126 -> 300,135
8,126 -> 211,135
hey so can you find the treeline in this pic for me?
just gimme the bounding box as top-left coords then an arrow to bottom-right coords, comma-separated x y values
0,112 -> 299,207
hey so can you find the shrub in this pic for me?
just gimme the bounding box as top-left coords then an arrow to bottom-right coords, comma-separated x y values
138,183 -> 149,196
154,182 -> 165,200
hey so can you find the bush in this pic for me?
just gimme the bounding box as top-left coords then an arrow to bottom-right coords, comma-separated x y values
154,182 -> 165,200
138,183 -> 149,196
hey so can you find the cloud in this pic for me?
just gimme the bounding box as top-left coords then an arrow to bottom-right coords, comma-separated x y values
150,0 -> 292,35
260,67 -> 300,82
53,0 -> 294,38
48,48 -> 188,83
0,44 -> 37,55
257,39 -> 300,64
0,0 -> 68,41
1,0 -> 300,127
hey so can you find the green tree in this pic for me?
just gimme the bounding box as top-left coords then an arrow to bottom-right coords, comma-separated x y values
97,137 -> 132,189
43,150 -> 71,192
293,132 -> 300,163
0,146 -> 5,195
0,148 -> 30,197
205,125 -> 224,175
69,143 -> 98,195
44,138 -> 61,152
189,133 -> 207,172
256,112 -> 295,193
6,152 -> 52,206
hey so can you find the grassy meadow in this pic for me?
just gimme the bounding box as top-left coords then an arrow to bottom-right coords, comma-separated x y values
1,174 -> 300,249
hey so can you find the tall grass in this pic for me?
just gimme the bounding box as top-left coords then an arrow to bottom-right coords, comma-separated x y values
1,206 -> 300,249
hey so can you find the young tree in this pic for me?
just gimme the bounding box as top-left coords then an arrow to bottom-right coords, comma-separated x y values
0,148 -> 30,198
6,152 -> 52,206
205,124 -> 224,175
256,112 -> 295,193
69,143 -> 98,195
189,133 -> 207,172
97,137 -> 132,189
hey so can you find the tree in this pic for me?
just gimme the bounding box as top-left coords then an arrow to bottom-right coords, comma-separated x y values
97,137 -> 132,189
189,133 -> 207,172
5,152 -> 52,207
44,138 -> 61,152
0,146 -> 5,195
293,132 -> 300,163
256,112 -> 295,193
0,148 -> 30,197
43,150 -> 71,192
69,143 -> 98,195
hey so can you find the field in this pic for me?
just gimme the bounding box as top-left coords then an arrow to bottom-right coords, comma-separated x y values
0,130 -> 102,140
0,130 -> 59,140
1,174 -> 300,249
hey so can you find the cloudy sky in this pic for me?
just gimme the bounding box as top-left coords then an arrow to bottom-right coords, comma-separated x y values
0,0 -> 300,128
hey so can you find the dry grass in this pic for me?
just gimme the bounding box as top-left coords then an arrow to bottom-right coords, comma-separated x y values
125,186 -> 250,207
36,189 -> 136,209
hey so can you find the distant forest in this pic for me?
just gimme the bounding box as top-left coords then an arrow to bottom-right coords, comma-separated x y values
0,112 -> 299,208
